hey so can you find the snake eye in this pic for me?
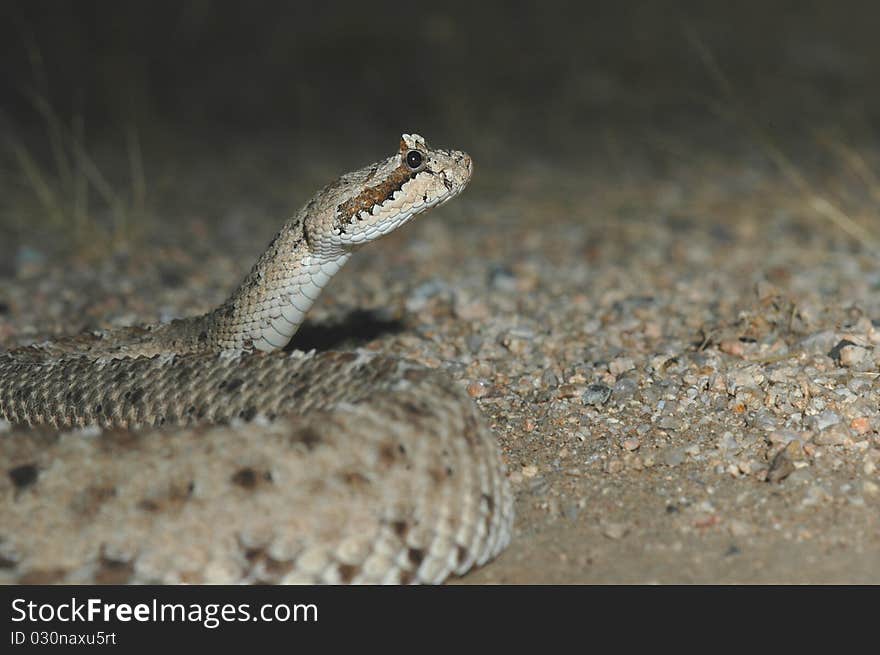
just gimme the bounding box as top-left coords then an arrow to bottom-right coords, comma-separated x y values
405,150 -> 424,170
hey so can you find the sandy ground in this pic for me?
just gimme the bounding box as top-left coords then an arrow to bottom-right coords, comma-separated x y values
1,122 -> 879,583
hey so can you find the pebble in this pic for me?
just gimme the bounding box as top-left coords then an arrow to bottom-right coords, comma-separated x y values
609,356 -> 635,376
581,383 -> 612,406
612,376 -> 638,400
657,415 -> 682,431
850,417 -> 870,435
811,411 -> 841,431
718,432 -> 740,452
787,468 -> 813,484
728,519 -> 753,537
466,381 -> 490,398
496,330 -> 531,355
563,504 -> 580,521
541,369 -> 559,388
663,447 -> 686,467
767,448 -> 795,483
839,344 -> 870,368
601,522 -> 629,540
405,279 -> 451,312
487,265 -> 517,292
814,425 -> 848,446
726,368 -> 764,391
465,334 -> 484,354
827,338 -> 857,361
622,438 -> 640,451
606,459 -> 624,474
800,330 -> 840,354
802,484 -> 832,506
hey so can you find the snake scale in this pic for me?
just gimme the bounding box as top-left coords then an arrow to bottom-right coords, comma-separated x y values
0,134 -> 513,584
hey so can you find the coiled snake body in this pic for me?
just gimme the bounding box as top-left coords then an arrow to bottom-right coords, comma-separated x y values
0,134 -> 513,584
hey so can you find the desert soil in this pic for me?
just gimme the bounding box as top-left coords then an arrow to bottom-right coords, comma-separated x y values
1,125 -> 879,583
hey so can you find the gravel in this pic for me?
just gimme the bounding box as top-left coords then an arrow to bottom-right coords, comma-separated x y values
2,127 -> 879,584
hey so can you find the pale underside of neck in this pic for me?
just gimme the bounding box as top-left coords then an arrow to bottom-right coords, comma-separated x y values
250,251 -> 351,352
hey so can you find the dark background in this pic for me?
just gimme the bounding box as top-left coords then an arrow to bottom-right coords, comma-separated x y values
2,0 -> 880,258
4,0 -> 880,155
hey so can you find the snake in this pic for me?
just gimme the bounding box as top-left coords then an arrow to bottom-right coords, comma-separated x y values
0,134 -> 513,584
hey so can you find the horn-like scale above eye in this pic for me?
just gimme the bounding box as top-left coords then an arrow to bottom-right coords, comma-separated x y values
405,150 -> 424,170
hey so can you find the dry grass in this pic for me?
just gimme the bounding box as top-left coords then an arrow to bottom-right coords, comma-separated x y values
683,22 -> 880,253
1,26 -> 148,257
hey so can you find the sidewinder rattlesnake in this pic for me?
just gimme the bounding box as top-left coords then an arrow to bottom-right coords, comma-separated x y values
0,134 -> 513,584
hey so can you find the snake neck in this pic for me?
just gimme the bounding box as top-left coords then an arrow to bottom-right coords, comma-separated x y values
153,217 -> 351,354
143,134 -> 474,356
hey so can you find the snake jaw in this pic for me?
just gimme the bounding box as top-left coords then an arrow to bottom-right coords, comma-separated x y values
323,134 -> 473,251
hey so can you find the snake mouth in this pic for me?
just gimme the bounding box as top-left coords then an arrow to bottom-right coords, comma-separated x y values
435,152 -> 471,207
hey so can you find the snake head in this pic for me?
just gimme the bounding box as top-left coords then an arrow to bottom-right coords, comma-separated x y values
316,133 -> 473,254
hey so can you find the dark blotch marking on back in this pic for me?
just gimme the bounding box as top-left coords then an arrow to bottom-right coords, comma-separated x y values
138,479 -> 195,512
231,467 -> 272,489
95,553 -> 134,585
96,428 -> 142,455
402,400 -> 430,417
456,545 -> 469,568
9,464 -> 38,490
291,426 -> 322,451
392,521 -> 408,539
239,406 -> 257,421
337,563 -> 358,583
379,442 -> 398,466
341,471 -> 370,488
71,485 -> 117,518
244,546 -> 295,582
221,378 -> 243,393
429,466 -> 453,483
407,548 -> 425,566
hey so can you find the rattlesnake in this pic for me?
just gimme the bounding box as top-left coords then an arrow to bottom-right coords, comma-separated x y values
0,134 -> 513,584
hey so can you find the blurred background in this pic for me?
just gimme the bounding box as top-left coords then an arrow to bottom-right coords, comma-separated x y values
1,0 -> 879,264
4,0 -> 880,142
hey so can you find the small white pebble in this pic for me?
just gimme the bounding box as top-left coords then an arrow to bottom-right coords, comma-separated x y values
521,465 -> 538,478
601,522 -> 629,540
609,356 -> 635,376
839,345 -> 869,367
